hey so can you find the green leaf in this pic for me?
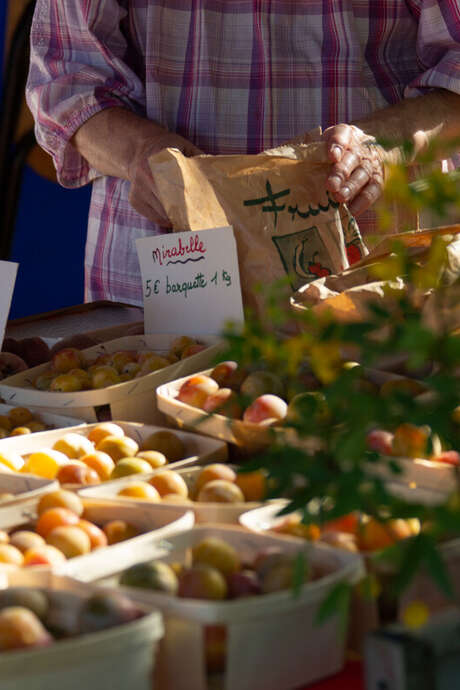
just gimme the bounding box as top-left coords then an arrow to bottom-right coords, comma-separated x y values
315,581 -> 352,638
291,551 -> 309,598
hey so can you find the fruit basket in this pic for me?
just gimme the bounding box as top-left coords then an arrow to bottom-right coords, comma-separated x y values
74,524 -> 364,690
0,492 -> 195,577
0,403 -> 84,438
78,464 -> 274,524
0,570 -> 163,690
0,421 -> 228,486
0,334 -> 223,424
156,367 -> 288,448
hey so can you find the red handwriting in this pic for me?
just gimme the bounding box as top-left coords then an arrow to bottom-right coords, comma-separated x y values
152,235 -> 206,266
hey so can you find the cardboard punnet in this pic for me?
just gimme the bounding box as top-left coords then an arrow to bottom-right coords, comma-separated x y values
73,524 -> 364,690
0,471 -> 58,507
0,334 -> 224,424
0,570 -> 163,690
78,465 -> 268,524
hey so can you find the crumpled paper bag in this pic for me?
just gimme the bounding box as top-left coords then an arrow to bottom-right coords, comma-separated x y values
148,142 -> 367,315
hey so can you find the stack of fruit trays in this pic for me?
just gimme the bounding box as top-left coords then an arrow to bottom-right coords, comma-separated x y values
0,334 -> 223,424
78,462 -> 271,523
0,571 -> 163,690
66,524 -> 364,690
0,421 -> 228,487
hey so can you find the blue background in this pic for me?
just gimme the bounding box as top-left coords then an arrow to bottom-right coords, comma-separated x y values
1,3 -> 90,318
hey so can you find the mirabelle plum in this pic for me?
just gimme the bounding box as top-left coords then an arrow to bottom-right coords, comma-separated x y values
121,362 -> 141,378
117,483 -> 161,501
178,564 -> 227,600
366,429 -> 394,455
52,348 -> 84,373
79,451 -> 115,480
56,463 -> 100,486
52,433 -> 94,459
49,374 -> 82,392
194,464 -> 237,497
240,371 -> 285,400
10,427 -> 31,436
169,336 -> 195,358
392,423 -> 430,458
141,431 -> 185,462
46,526 -> 91,558
242,394 -> 288,424
96,435 -> 139,462
23,545 -> 67,567
192,537 -> 240,576
21,450 -> 69,479
0,607 -> 53,650
209,361 -> 239,387
149,470 -> 188,498
235,470 -> 267,502
0,544 -> 24,566
0,450 -> 24,472
203,389 -> 242,418
110,458 -> 153,479
90,365 -> 120,389
181,343 -> 206,358
176,375 -> 219,409
136,355 -> 170,376
357,518 -> 414,552
8,407 -> 33,426
197,480 -> 244,503
36,507 -> 80,538
9,531 -> 45,554
77,520 -> 108,549
87,422 -> 125,446
27,421 -> 47,433
68,368 -> 91,389
135,451 -> 167,469
37,490 -> 83,517
34,373 -> 55,391
103,521 -> 138,545
110,351 -> 137,373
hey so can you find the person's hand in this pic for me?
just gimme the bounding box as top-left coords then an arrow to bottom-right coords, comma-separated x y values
128,130 -> 203,226
323,124 -> 386,217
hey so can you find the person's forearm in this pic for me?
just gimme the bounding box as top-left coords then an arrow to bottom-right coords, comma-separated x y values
71,107 -> 167,180
353,89 -> 460,161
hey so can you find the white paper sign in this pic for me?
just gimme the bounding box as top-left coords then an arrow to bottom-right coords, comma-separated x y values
0,261 -> 18,346
136,227 -> 244,335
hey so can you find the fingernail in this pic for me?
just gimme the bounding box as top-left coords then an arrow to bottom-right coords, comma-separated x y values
330,144 -> 342,160
341,185 -> 351,199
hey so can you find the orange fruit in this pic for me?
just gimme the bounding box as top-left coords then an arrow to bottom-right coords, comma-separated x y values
35,507 -> 80,538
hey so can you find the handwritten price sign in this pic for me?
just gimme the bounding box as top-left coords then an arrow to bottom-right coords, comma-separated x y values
136,227 -> 244,335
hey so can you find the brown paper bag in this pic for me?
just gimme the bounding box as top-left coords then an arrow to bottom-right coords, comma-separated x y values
148,143 -> 367,315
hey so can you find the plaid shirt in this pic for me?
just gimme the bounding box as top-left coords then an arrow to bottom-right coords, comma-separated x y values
27,1 -> 460,305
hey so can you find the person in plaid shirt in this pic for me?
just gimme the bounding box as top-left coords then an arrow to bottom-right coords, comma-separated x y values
26,1 -> 460,306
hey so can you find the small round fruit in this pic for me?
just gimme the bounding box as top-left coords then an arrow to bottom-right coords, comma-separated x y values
117,483 -> 161,501
0,607 -> 53,650
52,348 -> 84,373
37,490 -> 84,517
9,531 -> 45,554
23,545 -> 67,567
120,561 -> 178,594
96,436 -> 139,462
0,588 -> 49,619
8,407 -> 33,426
110,458 -> 153,479
0,532 -> 9,545
203,389 -> 242,418
243,394 -> 288,424
140,431 -> 185,462
0,545 -> 23,566
0,416 -> 12,432
366,429 -> 394,455
27,421 -> 47,433
21,450 -> 69,479
103,521 -> 138,545
192,537 -> 240,576
392,424 -> 430,459
149,470 -> 188,498
56,463 -> 100,486
9,427 -> 31,436
235,470 -> 267,502
87,423 -> 125,446
76,520 -> 108,549
36,507 -> 80,538
176,375 -> 219,409
90,365 -> 120,389
135,451 -> 167,469
46,526 -> 91,558
178,564 -> 227,600
209,361 -> 239,387
79,451 -> 115,480
194,464 -> 237,496
227,570 -> 261,598
52,433 -> 94,459
49,374 -> 82,392
197,480 -> 244,503
169,336 -> 195,357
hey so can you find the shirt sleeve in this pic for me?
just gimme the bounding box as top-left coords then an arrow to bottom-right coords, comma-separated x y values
26,0 -> 146,188
404,0 -> 460,97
